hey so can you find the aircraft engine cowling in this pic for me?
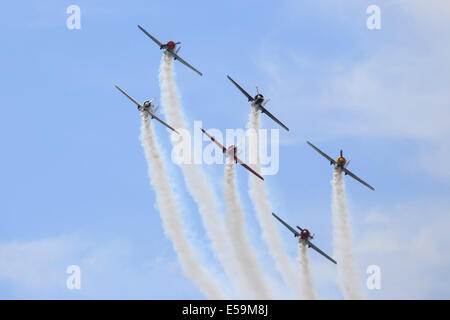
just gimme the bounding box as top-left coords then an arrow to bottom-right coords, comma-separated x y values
337,156 -> 346,167
166,41 -> 176,51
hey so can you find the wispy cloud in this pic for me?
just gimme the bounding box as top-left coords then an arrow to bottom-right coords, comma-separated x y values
255,1 -> 450,181
356,199 -> 450,299
0,233 -> 199,299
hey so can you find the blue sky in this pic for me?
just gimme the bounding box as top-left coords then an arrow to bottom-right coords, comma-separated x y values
1,0 -> 449,299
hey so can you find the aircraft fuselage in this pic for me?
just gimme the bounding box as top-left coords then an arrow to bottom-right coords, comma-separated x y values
336,156 -> 347,167
297,228 -> 313,240
227,145 -> 239,164
253,93 -> 265,106
163,40 -> 177,51
138,100 -> 157,118
139,100 -> 151,112
299,229 -> 313,240
160,41 -> 180,57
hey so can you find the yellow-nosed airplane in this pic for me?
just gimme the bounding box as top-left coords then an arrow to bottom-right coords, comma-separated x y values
307,141 -> 375,190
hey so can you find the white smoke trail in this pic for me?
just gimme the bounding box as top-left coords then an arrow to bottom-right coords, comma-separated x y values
247,107 -> 310,299
331,168 -> 364,299
223,149 -> 273,299
140,117 -> 225,299
297,242 -> 319,300
158,53 -> 250,298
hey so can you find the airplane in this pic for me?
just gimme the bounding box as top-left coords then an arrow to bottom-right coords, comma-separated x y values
306,141 -> 375,190
137,25 -> 203,76
272,212 -> 337,265
115,85 -> 179,134
227,75 -> 289,131
201,128 -> 264,181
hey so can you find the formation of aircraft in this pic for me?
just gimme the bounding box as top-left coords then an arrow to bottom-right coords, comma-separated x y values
115,85 -> 179,134
272,213 -> 337,264
227,75 -> 289,132
201,128 -> 264,181
138,25 -> 203,76
307,141 -> 375,190
115,24 -> 377,275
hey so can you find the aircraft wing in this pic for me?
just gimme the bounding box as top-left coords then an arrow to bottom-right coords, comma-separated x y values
235,156 -> 264,181
201,128 -> 227,153
259,105 -> 289,131
342,167 -> 375,191
167,50 -> 203,76
137,25 -> 164,48
227,75 -> 254,102
305,239 -> 337,264
115,85 -> 142,108
272,213 -> 300,237
306,141 -> 336,165
149,112 -> 179,135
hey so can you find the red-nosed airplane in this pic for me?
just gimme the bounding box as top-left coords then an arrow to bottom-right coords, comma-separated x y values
272,212 -> 337,264
227,75 -> 289,131
307,141 -> 375,190
137,25 -> 203,76
201,128 -> 264,181
115,85 -> 179,134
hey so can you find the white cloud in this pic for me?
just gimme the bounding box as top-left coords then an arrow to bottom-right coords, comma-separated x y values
356,200 -> 450,299
0,235 -> 79,289
322,2 -> 450,180
0,234 -> 178,298
256,1 -> 450,181
306,198 -> 450,299
252,1 -> 450,299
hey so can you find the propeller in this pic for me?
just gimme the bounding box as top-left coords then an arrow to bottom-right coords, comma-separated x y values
227,144 -> 242,163
235,144 -> 243,156
229,144 -> 241,153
